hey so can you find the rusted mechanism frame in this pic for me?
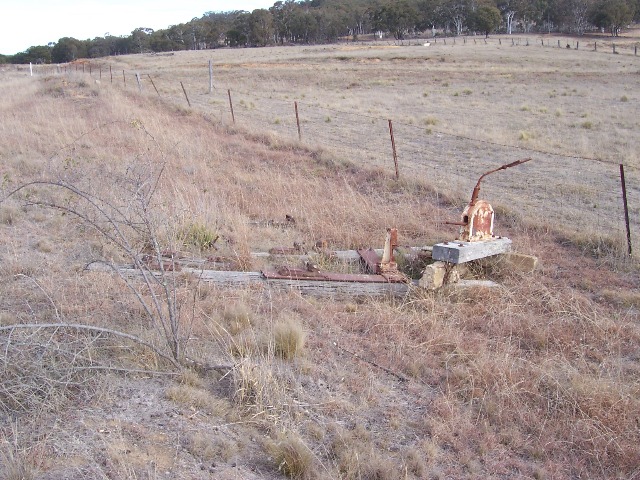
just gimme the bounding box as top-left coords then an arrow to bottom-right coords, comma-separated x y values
264,228 -> 407,284
469,158 -> 532,206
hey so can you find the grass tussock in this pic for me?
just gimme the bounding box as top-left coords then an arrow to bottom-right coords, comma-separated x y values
165,384 -> 230,416
185,432 -> 239,463
274,317 -> 306,360
265,431 -> 314,479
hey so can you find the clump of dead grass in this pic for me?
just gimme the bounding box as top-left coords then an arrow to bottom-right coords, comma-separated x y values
265,431 -> 314,479
232,358 -> 290,421
165,383 -> 229,416
223,301 -> 253,335
274,317 -> 306,360
185,432 -> 240,463
0,206 -> 19,225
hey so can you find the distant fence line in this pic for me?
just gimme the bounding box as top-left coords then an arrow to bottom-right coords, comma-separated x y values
12,33 -> 640,78
20,50 -> 640,257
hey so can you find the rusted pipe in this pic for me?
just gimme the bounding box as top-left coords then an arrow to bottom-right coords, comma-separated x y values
469,158 -> 532,206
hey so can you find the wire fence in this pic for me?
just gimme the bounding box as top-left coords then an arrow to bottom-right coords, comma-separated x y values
19,45 -> 640,257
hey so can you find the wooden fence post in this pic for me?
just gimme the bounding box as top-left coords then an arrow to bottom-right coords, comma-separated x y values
228,89 -> 235,124
135,73 -> 142,92
294,101 -> 301,140
619,164 -> 632,256
180,82 -> 191,107
388,119 -> 399,179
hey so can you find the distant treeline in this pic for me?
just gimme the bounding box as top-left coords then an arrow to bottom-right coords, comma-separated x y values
3,0 -> 639,64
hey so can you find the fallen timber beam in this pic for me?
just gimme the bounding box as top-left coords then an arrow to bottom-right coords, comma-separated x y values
88,265 -> 411,298
254,246 -> 432,263
152,246 -> 433,270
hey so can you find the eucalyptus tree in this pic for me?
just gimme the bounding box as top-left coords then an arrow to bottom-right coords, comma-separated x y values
371,0 -> 420,40
249,9 -> 275,46
589,0 -> 636,35
471,4 -> 503,36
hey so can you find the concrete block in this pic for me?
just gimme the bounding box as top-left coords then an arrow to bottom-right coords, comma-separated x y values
432,237 -> 512,264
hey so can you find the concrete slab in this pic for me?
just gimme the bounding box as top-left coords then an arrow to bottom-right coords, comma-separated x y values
432,237 -> 512,264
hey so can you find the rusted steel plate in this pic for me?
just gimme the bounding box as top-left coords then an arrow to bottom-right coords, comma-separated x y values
357,248 -> 381,274
261,269 -> 406,284
460,199 -> 494,242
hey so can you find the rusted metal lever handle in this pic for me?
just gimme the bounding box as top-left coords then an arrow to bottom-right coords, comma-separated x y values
470,157 -> 532,205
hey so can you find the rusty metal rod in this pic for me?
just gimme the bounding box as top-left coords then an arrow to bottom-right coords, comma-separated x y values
620,164 -> 632,256
470,158 -> 532,205
147,74 -> 160,96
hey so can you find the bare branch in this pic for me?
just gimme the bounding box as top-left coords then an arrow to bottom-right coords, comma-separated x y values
0,323 -> 180,369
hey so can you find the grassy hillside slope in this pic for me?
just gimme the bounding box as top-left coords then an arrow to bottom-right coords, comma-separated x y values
0,67 -> 639,479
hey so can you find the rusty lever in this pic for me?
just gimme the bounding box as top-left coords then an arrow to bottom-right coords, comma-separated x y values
469,158 -> 532,206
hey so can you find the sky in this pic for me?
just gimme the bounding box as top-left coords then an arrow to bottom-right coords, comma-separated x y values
1,0 -> 275,55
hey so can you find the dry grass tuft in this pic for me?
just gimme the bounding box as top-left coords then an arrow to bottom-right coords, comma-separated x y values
265,431 -> 314,479
0,426 -> 45,480
179,222 -> 218,252
274,317 -> 306,360
232,358 -> 289,420
223,301 -> 253,335
165,384 -> 229,416
185,432 -> 239,463
0,206 -> 19,225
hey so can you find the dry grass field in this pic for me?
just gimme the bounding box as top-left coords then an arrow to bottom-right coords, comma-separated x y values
1,36 -> 640,479
71,33 -> 640,251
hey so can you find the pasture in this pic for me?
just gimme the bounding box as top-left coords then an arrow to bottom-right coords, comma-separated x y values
0,35 -> 639,479
106,37 -> 640,251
